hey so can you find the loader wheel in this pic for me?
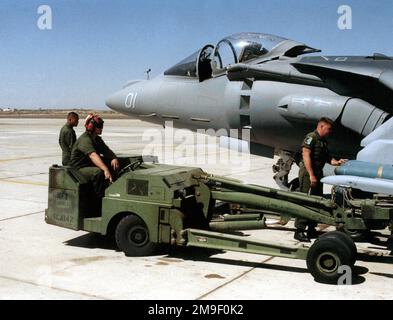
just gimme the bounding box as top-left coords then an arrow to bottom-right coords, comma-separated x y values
342,228 -> 370,242
115,215 -> 156,257
319,231 -> 357,266
307,234 -> 354,284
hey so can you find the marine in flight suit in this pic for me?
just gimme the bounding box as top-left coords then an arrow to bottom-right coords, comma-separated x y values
295,117 -> 348,242
59,112 -> 79,166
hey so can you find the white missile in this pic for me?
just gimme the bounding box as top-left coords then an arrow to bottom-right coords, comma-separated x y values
321,175 -> 393,195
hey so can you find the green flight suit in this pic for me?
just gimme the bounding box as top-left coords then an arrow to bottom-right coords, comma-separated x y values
296,131 -> 332,231
59,124 -> 76,166
70,131 -> 117,201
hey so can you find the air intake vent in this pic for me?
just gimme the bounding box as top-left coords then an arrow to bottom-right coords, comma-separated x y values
240,115 -> 251,128
240,95 -> 250,110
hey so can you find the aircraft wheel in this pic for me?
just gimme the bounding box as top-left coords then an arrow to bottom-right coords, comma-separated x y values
319,231 -> 357,266
307,234 -> 355,284
116,215 -> 156,257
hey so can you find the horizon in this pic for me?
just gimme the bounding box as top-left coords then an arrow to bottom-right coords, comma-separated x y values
1,0 -> 393,109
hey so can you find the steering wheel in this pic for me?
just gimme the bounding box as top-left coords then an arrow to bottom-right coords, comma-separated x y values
117,160 -> 143,177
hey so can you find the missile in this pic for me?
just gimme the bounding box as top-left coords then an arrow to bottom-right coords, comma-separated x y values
335,160 -> 393,180
321,175 -> 393,195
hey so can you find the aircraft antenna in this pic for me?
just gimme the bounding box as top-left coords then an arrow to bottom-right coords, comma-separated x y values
145,68 -> 152,80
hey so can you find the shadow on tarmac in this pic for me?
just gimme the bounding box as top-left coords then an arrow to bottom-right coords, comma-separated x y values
64,233 -> 374,285
64,233 -> 118,251
166,246 -> 367,285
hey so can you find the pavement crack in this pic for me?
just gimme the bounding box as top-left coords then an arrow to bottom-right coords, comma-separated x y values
0,210 -> 44,222
196,256 -> 275,300
0,275 -> 109,300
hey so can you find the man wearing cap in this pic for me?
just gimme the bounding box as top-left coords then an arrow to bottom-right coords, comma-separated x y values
70,114 -> 119,202
294,117 -> 348,242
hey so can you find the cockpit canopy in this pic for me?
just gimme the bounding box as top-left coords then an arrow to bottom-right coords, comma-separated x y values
212,33 -> 288,70
164,32 -> 318,80
164,50 -> 200,78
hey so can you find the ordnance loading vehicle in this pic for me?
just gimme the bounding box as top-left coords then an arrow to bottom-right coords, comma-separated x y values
45,156 -> 393,284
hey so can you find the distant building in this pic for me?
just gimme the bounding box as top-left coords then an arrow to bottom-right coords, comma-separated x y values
1,108 -> 15,112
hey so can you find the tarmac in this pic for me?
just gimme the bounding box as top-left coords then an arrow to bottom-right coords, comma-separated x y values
0,118 -> 392,300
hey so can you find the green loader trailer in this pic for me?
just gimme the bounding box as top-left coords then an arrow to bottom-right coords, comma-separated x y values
45,156 -> 393,284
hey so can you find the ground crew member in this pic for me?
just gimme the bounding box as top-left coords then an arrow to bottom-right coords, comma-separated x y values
70,114 -> 119,206
59,112 -> 79,166
295,117 -> 347,242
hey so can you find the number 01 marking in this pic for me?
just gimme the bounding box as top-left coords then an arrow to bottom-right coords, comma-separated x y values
125,93 -> 138,109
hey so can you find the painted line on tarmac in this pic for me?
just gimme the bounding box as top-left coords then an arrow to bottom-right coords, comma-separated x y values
196,256 -> 275,300
0,179 -> 48,187
0,172 -> 47,180
0,154 -> 58,163
0,197 -> 46,205
0,275 -> 109,300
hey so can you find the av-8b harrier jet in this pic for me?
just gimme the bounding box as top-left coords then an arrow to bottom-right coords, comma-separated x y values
106,32 -> 393,188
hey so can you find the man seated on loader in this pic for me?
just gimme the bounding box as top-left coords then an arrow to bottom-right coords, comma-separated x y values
70,114 -> 120,212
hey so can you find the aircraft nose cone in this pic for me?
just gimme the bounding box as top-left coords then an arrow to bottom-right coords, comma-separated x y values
105,92 -> 124,111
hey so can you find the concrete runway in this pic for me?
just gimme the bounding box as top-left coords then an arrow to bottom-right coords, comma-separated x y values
0,118 -> 392,300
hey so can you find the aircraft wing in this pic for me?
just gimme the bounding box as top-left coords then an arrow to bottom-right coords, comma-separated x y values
227,55 -> 393,114
227,56 -> 393,86
292,55 -> 393,91
293,56 -> 393,113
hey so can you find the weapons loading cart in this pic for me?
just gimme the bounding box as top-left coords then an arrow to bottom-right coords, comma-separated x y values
45,156 -> 393,284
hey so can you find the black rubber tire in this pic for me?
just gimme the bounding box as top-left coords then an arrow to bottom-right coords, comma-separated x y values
115,215 -> 156,257
319,231 -> 357,266
342,228 -> 370,242
307,234 -> 355,284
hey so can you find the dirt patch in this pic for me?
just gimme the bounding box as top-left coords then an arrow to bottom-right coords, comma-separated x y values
204,274 -> 226,279
158,257 -> 183,263
70,256 -> 111,266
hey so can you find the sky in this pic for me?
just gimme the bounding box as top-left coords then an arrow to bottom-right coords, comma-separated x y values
0,0 -> 392,109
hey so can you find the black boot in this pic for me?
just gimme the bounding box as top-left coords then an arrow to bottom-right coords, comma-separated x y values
294,230 -> 310,242
307,227 -> 319,240
387,235 -> 393,251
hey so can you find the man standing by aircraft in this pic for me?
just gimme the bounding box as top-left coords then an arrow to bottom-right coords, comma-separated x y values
70,114 -> 119,202
59,112 -> 79,166
295,117 -> 348,242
